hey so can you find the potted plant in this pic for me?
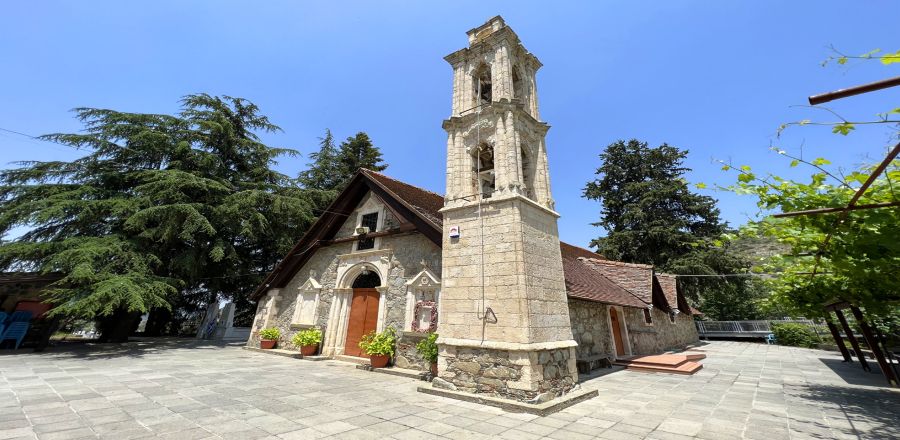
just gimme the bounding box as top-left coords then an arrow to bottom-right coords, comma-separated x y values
416,332 -> 439,376
292,328 -> 322,356
259,327 -> 280,349
358,327 -> 396,368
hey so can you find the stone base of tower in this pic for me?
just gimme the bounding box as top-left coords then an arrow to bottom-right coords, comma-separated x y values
432,339 -> 579,403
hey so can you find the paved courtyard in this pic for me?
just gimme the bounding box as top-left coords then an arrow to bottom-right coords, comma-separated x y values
0,340 -> 897,440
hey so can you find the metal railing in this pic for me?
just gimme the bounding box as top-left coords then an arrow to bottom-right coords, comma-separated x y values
696,319 -> 828,338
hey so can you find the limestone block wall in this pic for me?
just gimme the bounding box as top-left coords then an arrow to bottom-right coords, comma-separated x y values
567,299 -> 613,359
440,197 -> 572,345
436,345 -> 577,402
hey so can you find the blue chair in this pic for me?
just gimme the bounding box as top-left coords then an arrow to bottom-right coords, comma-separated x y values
1,322 -> 30,349
0,312 -> 7,324
765,333 -> 776,345
8,311 -> 32,322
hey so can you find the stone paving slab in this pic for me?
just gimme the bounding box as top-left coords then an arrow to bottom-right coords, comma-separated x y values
0,339 -> 898,439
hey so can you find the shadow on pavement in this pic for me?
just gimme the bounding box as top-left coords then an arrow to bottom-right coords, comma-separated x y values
0,337 -> 244,361
797,383 -> 900,439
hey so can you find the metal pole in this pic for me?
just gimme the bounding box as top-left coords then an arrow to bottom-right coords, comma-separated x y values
808,75 -> 900,105
835,309 -> 871,372
850,306 -> 899,387
825,314 -> 852,362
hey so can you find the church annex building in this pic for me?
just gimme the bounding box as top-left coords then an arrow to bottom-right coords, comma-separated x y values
247,16 -> 699,403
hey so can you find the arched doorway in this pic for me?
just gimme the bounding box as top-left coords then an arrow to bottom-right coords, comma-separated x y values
343,270 -> 381,357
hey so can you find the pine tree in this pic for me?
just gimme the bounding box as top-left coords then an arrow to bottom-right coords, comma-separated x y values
583,139 -> 724,267
0,94 -> 325,340
337,132 -> 387,178
298,129 -> 343,191
583,139 -> 762,319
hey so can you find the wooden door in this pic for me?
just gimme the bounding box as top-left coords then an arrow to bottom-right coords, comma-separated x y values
343,288 -> 380,357
610,307 -> 625,356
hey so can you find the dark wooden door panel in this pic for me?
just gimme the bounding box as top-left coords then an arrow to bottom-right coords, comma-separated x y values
344,288 -> 380,357
611,308 -> 625,356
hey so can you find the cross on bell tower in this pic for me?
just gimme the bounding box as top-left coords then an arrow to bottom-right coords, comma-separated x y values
437,16 -> 578,403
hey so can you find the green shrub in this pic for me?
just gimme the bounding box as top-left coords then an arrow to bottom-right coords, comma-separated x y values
415,332 -> 439,364
292,328 -> 322,347
771,322 -> 820,348
259,327 -> 281,341
359,327 -> 396,357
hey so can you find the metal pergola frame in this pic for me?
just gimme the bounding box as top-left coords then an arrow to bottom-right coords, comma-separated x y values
776,77 -> 900,387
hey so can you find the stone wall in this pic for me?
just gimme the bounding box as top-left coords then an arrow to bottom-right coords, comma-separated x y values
568,299 -> 613,359
435,345 -> 577,402
395,331 -> 430,371
247,192 -> 441,354
623,307 -> 699,355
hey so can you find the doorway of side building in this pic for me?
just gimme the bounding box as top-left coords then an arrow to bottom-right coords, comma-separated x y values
609,306 -> 627,357
343,271 -> 381,357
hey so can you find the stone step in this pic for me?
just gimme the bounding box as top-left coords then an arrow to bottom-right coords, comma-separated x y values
335,355 -> 370,365
612,354 -> 704,375
625,361 -> 703,375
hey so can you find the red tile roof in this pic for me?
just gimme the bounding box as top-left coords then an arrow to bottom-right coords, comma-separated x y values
655,273 -> 679,309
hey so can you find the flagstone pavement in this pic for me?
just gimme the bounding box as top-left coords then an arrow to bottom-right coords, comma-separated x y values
0,339 -> 897,439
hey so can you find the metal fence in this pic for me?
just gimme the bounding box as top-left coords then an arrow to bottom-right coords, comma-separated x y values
696,319 -> 828,338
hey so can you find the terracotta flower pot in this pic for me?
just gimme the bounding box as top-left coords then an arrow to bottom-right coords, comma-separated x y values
300,344 -> 318,356
260,339 -> 276,349
369,354 -> 390,368
430,362 -> 438,376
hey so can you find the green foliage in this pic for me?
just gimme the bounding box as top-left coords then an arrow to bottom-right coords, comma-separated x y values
359,327 -> 396,357
298,129 -> 344,192
727,161 -> 900,319
338,132 -> 387,178
259,327 -> 281,340
298,129 -> 387,195
0,94 -> 328,335
292,328 -> 322,347
415,332 -> 439,363
583,139 -> 766,320
583,139 -> 725,267
771,322 -> 821,348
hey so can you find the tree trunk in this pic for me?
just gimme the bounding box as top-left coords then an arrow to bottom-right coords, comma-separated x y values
143,308 -> 173,336
96,309 -> 142,342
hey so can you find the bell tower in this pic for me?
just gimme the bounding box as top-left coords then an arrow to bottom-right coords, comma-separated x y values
437,16 -> 578,403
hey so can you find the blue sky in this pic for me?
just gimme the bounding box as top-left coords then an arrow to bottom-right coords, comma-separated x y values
2,1 -> 898,247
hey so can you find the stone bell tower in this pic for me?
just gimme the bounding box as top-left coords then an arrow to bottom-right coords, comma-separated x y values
436,16 -> 578,402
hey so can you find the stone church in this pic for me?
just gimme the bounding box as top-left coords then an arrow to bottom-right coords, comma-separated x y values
248,16 -> 698,403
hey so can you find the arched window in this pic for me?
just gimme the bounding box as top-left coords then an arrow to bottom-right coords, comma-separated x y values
474,143 -> 495,198
520,145 -> 532,198
512,66 -> 524,101
352,270 -> 381,288
473,64 -> 492,106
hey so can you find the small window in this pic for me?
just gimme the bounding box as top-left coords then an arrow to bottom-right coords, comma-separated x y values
520,145 -> 533,198
512,66 -> 524,101
357,212 -> 378,250
643,308 -> 653,325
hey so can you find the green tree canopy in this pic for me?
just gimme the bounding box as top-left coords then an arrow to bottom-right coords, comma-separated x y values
0,94 -> 328,339
298,129 -> 343,191
338,132 -> 387,177
726,159 -> 900,319
583,139 -> 768,319
583,139 -> 725,267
